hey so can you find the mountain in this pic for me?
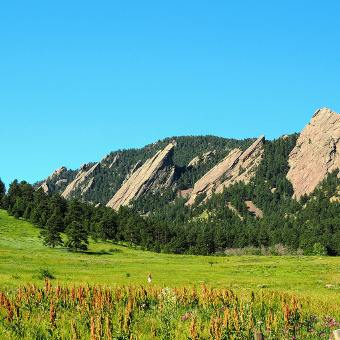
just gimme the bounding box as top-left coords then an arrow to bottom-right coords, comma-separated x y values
38,136 -> 255,206
38,107 -> 340,211
185,135 -> 265,205
287,107 -> 340,198
106,143 -> 176,210
4,107 -> 340,256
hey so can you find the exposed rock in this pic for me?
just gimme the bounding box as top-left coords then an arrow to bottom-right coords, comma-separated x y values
225,200 -> 262,220
39,166 -> 67,192
165,167 -> 176,188
109,154 -> 120,169
106,143 -> 175,210
188,151 -> 215,167
49,166 -> 67,179
82,177 -> 94,194
245,200 -> 263,218
41,182 -> 49,193
79,163 -> 87,171
100,155 -> 109,164
178,188 -> 194,198
227,202 -> 243,220
186,136 -> 265,205
130,160 -> 143,176
287,108 -> 340,199
62,162 -> 100,199
55,179 -> 67,186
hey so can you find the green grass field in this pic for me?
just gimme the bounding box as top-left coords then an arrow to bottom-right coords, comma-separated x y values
1,208 -> 339,316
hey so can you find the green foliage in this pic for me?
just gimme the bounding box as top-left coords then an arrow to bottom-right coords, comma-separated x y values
0,178 -> 5,202
65,220 -> 89,252
37,268 -> 55,279
304,243 -> 328,256
3,132 -> 340,257
40,208 -> 64,248
42,135 -> 255,205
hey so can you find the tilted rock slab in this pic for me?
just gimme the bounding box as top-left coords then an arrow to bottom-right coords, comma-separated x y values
106,143 -> 175,210
39,166 -> 67,193
287,107 -> 340,199
188,150 -> 215,167
186,136 -> 265,205
62,162 -> 100,199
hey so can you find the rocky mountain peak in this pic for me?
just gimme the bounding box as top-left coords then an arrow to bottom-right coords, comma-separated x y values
39,166 -> 67,193
186,136 -> 265,205
106,143 -> 176,210
287,107 -> 340,199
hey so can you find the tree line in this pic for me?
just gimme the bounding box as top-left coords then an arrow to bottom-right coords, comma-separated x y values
1,133 -> 340,256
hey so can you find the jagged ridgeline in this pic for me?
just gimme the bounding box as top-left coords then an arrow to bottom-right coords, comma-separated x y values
131,133 -> 299,220
5,108 -> 340,255
39,136 -> 256,205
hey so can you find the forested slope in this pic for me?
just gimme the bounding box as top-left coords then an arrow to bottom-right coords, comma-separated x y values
39,136 -> 255,205
2,108 -> 340,256
3,130 -> 340,255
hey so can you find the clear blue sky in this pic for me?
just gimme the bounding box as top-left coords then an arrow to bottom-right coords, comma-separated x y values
1,1 -> 340,190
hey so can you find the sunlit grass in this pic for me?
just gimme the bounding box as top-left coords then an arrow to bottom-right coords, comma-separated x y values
1,209 -> 339,318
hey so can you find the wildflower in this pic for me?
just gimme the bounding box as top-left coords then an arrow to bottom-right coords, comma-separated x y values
70,320 -> 77,340
189,317 -> 199,340
90,315 -> 96,340
284,303 -> 290,326
50,300 -> 57,332
150,321 -> 156,339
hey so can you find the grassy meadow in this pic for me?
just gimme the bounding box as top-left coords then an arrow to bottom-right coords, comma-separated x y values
1,208 -> 340,339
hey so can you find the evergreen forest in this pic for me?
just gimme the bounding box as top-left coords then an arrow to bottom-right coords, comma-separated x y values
1,133 -> 340,256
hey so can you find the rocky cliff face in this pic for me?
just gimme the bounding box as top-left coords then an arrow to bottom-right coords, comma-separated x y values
61,162 -> 100,199
39,166 -> 67,193
106,143 -> 176,210
287,107 -> 340,199
188,151 -> 215,167
186,136 -> 265,205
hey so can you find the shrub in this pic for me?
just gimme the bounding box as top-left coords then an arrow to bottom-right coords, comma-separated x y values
37,268 -> 55,280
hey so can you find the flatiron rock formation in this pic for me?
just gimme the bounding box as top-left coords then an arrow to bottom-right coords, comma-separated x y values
39,166 -> 67,193
287,107 -> 340,199
186,136 -> 265,205
106,143 -> 175,210
62,162 -> 100,199
188,150 -> 215,167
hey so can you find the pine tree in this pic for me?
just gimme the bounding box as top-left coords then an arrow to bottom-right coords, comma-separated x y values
65,220 -> 89,252
0,178 -> 5,201
41,211 -> 64,248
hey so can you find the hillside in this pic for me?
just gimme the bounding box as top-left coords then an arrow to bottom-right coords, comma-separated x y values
1,209 -> 340,340
2,107 -> 340,256
38,136 -> 255,205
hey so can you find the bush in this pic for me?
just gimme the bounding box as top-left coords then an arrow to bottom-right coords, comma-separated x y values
37,268 -> 55,280
108,247 -> 123,253
312,242 -> 327,256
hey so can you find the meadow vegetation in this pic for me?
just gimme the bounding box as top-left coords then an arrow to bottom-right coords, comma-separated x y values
1,209 -> 340,339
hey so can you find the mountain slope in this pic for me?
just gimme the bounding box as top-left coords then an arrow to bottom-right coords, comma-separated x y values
186,135 -> 265,205
106,143 -> 176,209
39,136 -> 255,205
287,107 -> 340,198
4,108 -> 340,256
37,107 -> 340,219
